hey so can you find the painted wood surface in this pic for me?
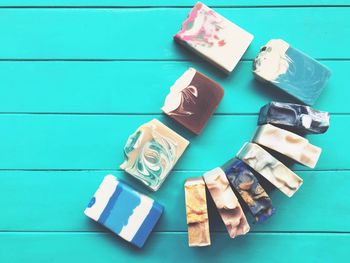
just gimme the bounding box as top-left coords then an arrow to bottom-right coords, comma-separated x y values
0,1 -> 349,262
1,0 -> 349,7
0,170 -> 348,232
0,8 -> 349,59
0,233 -> 349,263
0,60 -> 345,113
0,114 -> 346,170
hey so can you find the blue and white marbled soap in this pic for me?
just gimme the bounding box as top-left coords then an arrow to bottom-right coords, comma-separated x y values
84,175 -> 163,248
221,158 -> 275,223
253,39 -> 331,105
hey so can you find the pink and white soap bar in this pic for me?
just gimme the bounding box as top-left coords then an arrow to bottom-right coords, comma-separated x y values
174,2 -> 254,73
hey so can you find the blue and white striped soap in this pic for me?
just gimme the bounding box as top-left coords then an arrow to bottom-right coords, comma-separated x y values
84,175 -> 164,248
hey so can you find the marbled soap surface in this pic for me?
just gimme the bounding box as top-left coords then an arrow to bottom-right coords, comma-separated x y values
221,158 -> 275,223
203,168 -> 250,238
252,124 -> 322,168
162,68 -> 224,135
258,101 -> 330,134
237,143 -> 303,197
84,175 -> 163,248
253,39 -> 331,105
120,119 -> 189,191
184,177 -> 211,247
174,2 -> 253,73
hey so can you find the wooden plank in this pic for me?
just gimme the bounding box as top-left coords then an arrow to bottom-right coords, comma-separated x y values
0,8 -> 349,59
0,232 -> 348,262
0,114 -> 345,170
0,0 -> 349,7
0,170 -> 348,232
0,60 -> 342,113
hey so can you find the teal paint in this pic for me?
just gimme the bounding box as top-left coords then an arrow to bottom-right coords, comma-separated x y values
0,114 -> 346,170
0,3 -> 348,262
0,0 -> 348,7
0,8 -> 348,59
0,61 -> 344,113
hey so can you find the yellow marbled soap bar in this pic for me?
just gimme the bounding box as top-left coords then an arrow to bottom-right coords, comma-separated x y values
184,177 -> 211,247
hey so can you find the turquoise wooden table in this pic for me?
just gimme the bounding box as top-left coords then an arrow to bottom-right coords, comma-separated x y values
0,1 -> 349,262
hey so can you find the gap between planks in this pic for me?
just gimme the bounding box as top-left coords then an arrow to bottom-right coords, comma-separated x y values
0,58 -> 347,62
0,6 -> 349,9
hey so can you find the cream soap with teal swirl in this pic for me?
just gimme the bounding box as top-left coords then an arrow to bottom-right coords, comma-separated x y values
120,119 -> 189,191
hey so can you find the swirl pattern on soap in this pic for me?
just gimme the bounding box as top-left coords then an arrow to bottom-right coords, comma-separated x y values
237,143 -> 303,197
276,46 -> 331,104
223,158 -> 275,223
253,39 -> 291,82
253,40 -> 331,105
122,128 -> 176,189
162,68 -> 200,117
204,168 -> 250,238
175,2 -> 226,48
168,85 -> 198,116
246,149 -> 298,191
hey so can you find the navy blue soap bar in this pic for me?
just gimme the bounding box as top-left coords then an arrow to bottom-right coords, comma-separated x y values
258,101 -> 330,134
221,158 -> 275,223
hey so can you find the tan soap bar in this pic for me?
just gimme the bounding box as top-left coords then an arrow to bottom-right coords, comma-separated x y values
237,143 -> 303,197
252,124 -> 321,168
203,168 -> 250,238
184,177 -> 211,247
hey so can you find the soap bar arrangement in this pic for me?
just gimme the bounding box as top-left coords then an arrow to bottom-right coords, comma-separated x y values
184,101 -> 328,246
84,1 -> 331,249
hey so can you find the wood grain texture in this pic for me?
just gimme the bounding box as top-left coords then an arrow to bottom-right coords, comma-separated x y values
0,2 -> 348,262
0,232 -> 349,263
0,8 -> 348,59
0,60 -> 343,113
0,114 -> 346,170
0,170 -> 348,232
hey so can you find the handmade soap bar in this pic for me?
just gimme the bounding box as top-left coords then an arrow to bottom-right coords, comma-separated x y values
252,124 -> 322,168
221,158 -> 275,223
253,39 -> 331,105
258,101 -> 330,134
162,68 -> 224,135
184,177 -> 211,247
84,175 -> 163,248
203,168 -> 250,238
120,119 -> 189,191
174,2 -> 253,73
237,143 -> 303,197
